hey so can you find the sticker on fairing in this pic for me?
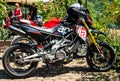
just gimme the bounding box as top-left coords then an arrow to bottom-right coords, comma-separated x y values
77,27 -> 87,41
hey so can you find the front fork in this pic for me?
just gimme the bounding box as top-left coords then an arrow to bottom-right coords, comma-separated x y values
82,19 -> 103,55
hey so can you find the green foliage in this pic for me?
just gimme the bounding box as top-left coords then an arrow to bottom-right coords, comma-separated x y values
88,0 -> 120,70
0,1 -> 6,26
115,53 -> 120,70
104,1 -> 120,70
36,1 -> 64,21
105,0 -> 120,25
36,0 -> 78,21
0,0 -> 7,39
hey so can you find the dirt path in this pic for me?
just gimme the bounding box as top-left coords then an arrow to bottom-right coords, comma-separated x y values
0,43 -> 120,81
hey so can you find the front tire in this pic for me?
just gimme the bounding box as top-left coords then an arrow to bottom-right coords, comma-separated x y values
2,44 -> 38,78
86,42 -> 116,71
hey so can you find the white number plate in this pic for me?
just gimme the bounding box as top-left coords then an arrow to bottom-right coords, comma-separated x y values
77,26 -> 87,41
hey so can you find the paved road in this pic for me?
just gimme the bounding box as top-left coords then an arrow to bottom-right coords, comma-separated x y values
0,45 -> 120,81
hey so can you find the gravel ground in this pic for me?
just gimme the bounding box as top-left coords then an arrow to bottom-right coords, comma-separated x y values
0,44 -> 120,81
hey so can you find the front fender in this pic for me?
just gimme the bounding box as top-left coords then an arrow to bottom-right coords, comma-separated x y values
87,42 -> 115,56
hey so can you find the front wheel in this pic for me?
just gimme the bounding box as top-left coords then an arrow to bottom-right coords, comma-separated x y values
86,42 -> 116,71
2,44 -> 38,78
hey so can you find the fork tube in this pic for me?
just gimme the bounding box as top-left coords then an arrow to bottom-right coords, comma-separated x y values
82,19 -> 103,54
82,19 -> 97,46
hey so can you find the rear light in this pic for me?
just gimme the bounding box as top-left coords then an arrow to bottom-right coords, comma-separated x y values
30,20 -> 38,26
5,23 -> 10,27
3,20 -> 9,28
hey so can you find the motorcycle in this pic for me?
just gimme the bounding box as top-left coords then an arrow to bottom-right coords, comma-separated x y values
4,14 -> 88,56
4,15 -> 105,57
2,3 -> 115,78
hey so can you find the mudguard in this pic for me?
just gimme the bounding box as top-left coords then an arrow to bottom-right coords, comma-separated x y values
87,42 -> 115,56
11,43 -> 37,52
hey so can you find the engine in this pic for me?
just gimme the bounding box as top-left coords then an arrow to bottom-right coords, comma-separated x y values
55,50 -> 66,60
42,38 -> 74,64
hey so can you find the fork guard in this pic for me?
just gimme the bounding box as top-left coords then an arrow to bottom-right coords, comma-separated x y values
87,42 -> 115,57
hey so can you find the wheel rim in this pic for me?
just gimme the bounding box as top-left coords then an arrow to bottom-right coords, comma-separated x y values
5,47 -> 34,76
91,46 -> 111,68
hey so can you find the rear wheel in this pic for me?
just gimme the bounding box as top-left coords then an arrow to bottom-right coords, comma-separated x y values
2,45 -> 38,78
86,43 -> 116,71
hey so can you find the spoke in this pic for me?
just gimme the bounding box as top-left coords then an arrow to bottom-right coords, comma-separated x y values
23,66 -> 27,71
6,47 -> 33,74
13,63 -> 16,68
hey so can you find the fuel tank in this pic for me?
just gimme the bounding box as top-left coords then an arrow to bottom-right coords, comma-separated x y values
8,22 -> 73,43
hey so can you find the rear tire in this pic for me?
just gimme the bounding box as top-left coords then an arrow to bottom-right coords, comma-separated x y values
2,44 -> 38,78
86,42 -> 116,71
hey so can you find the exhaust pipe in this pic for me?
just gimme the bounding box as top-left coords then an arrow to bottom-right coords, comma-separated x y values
8,25 -> 27,37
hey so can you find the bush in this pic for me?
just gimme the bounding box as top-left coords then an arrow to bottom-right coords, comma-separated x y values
0,1 -> 8,40
36,0 -> 79,21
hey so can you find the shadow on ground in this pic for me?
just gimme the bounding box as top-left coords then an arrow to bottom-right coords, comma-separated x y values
0,56 -> 119,81
0,57 -> 2,60
0,61 -> 119,81
0,63 -> 101,79
35,65 -> 96,77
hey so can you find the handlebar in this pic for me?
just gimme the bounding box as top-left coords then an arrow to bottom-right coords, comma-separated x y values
91,28 -> 106,36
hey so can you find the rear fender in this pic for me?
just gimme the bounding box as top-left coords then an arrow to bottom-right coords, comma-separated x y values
11,43 -> 37,52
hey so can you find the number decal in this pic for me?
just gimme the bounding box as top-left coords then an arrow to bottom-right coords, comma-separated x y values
77,27 -> 87,40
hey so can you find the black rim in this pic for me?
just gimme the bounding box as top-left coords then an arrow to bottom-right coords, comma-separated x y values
5,46 -> 34,76
91,45 -> 113,69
